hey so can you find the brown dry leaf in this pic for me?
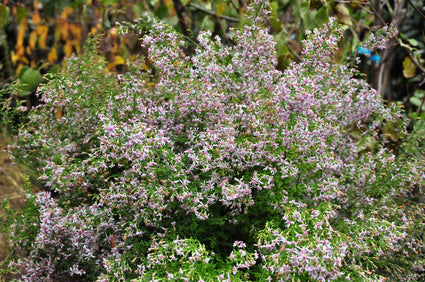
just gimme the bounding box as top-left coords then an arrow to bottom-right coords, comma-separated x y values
55,106 -> 63,119
402,56 -> 417,78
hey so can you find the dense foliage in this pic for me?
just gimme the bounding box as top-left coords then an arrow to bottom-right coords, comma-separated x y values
2,1 -> 425,281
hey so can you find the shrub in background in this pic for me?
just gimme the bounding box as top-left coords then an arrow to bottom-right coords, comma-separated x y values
3,1 -> 424,281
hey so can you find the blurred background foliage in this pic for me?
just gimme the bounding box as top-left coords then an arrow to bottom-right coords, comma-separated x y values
0,0 -> 424,119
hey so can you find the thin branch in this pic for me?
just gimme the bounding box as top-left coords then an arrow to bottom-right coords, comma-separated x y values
408,0 -> 425,19
366,0 -> 387,25
189,3 -> 239,23
172,0 -> 195,55
409,54 -> 425,74
399,39 -> 425,74
286,41 -> 302,62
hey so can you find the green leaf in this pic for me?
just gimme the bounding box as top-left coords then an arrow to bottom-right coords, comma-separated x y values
201,15 -> 215,31
0,4 -> 10,28
315,6 -> 330,26
100,0 -> 119,5
410,96 -> 422,107
133,3 -> 145,18
16,6 -> 27,25
47,64 -> 61,74
290,0 -> 302,24
17,68 -> 43,97
414,89 -> 425,99
408,38 -> 419,47
270,1 -> 279,17
410,90 -> 425,110
154,5 -> 168,18
402,57 -> 416,78
274,30 -> 288,55
149,0 -> 159,6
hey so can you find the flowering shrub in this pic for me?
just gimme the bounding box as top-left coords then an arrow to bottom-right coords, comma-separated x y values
3,1 -> 425,281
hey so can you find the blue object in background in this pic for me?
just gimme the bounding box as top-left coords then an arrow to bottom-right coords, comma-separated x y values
370,54 -> 381,64
358,46 -> 371,56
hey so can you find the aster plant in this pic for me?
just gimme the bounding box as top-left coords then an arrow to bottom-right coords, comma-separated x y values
3,1 -> 424,281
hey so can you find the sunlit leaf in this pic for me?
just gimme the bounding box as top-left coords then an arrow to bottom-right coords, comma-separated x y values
408,38 -> 419,47
16,19 -> 27,47
29,30 -> 37,49
36,24 -> 48,36
402,57 -> 416,78
39,34 -> 48,50
216,2 -> 226,17
16,45 -> 25,56
59,20 -> 69,41
64,41 -> 73,57
48,46 -> 58,64
60,6 -> 73,20
11,51 -> 19,64
70,24 -> 82,41
114,55 -> 125,65
32,12 -> 41,25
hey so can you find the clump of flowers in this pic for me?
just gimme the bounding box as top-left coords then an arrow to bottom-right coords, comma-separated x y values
4,1 -> 424,281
